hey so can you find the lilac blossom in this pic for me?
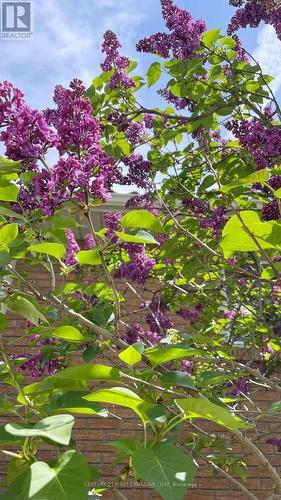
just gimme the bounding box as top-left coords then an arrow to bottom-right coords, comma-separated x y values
0,79 -> 116,216
122,322 -> 162,345
45,79 -> 100,155
226,119 -> 281,169
267,437 -> 281,452
64,230 -> 80,266
0,81 -> 25,124
223,309 -> 236,320
200,206 -> 226,238
182,360 -> 194,375
143,113 -> 154,129
144,297 -> 173,334
272,286 -> 281,305
101,30 -> 135,89
177,306 -> 202,324
125,194 -> 158,216
104,211 -> 122,243
114,247 -> 156,285
125,121 -> 145,144
11,352 -> 61,378
229,376 -> 251,396
122,322 -> 144,344
273,324 -> 281,337
137,0 -> 206,60
121,154 -> 152,189
228,1 -> 281,41
83,233 -> 95,250
183,198 -> 208,215
158,89 -> 191,110
261,200 -> 280,221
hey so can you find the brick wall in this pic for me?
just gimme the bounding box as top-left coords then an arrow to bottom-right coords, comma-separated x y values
0,263 -> 280,499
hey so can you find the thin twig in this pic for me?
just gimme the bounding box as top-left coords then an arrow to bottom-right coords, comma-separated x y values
204,458 -> 259,500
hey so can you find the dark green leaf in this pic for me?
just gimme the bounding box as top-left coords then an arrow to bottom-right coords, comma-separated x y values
160,371 -> 197,391
4,450 -> 91,500
133,442 -> 195,500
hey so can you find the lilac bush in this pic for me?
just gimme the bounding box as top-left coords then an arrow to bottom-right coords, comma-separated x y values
1,1 -> 281,499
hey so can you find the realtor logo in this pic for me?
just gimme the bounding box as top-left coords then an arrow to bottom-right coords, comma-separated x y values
1,1 -> 32,39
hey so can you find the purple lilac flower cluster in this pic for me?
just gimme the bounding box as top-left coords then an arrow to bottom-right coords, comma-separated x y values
238,278 -> 247,286
144,297 -> 174,334
261,200 -> 280,221
122,322 -> 162,345
181,360 -> 194,375
183,198 -> 226,238
83,233 -> 95,250
143,114 -> 155,129
200,206 -> 226,238
64,230 -> 80,266
266,437 -> 281,452
183,198 -> 208,215
260,339 -> 275,356
0,79 -> 116,216
273,324 -> 281,337
229,376 -> 251,396
252,176 -> 281,221
107,109 -> 146,146
228,0 -> 281,41
156,233 -> 169,246
0,81 -> 25,122
104,209 -> 160,285
125,122 -> 145,145
211,131 -> 227,146
177,305 -> 203,324
272,285 -> 281,305
121,155 -> 152,189
101,30 -> 135,89
158,89 -> 191,110
268,176 -> 281,190
122,298 -> 173,346
30,334 -> 56,346
12,353 -> 61,378
45,79 -> 100,155
231,34 -> 249,62
223,309 -> 237,320
255,176 -> 281,221
0,82 -> 57,168
11,329 -> 61,378
226,118 -> 281,170
123,298 -> 173,346
122,322 -> 144,344
137,0 -> 206,60
107,110 -> 130,132
104,211 -> 122,243
125,194 -> 158,216
114,248 -> 156,286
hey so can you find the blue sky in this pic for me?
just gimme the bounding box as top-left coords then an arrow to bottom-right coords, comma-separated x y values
1,0 -> 281,109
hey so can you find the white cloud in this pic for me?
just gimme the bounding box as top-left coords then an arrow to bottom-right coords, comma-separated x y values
0,0 -> 152,107
253,25 -> 281,94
